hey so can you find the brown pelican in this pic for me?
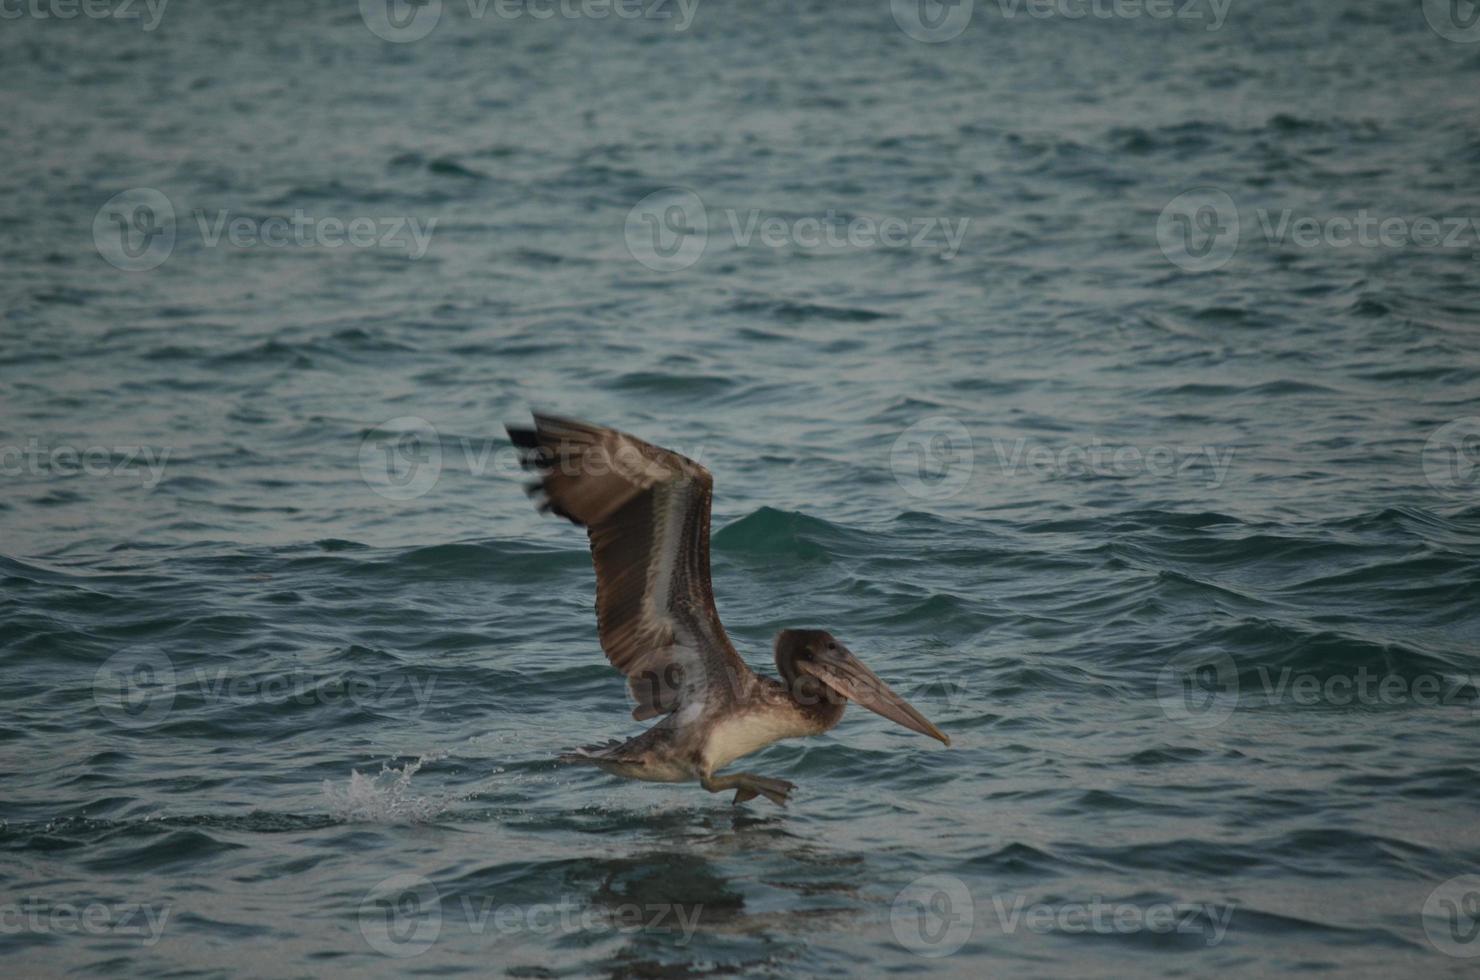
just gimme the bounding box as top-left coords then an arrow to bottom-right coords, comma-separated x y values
506,413 -> 950,806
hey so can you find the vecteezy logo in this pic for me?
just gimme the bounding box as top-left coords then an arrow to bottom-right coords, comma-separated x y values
1422,417 -> 1480,497
1422,0 -> 1480,42
624,187 -> 708,272
359,416 -> 443,501
1156,188 -> 1239,272
360,0 -> 443,42
359,873 -> 442,957
1156,651 -> 1239,728
1424,875 -> 1480,958
891,417 -> 974,500
891,874 -> 974,957
93,650 -> 177,728
93,188 -> 176,272
891,0 -> 974,42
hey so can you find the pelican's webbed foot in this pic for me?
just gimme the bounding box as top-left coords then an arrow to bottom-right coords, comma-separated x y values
701,772 -> 795,807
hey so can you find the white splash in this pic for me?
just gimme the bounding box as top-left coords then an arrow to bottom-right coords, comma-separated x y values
322,752 -> 453,823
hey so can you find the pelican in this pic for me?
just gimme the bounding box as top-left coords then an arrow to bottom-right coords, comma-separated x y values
507,413 -> 950,806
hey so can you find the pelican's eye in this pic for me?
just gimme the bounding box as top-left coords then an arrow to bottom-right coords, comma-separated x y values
826,641 -> 837,652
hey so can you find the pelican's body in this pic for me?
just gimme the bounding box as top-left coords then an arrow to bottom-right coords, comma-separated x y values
569,674 -> 837,786
507,413 -> 950,805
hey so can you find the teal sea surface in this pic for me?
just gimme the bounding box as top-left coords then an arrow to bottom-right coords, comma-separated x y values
3,1 -> 1480,976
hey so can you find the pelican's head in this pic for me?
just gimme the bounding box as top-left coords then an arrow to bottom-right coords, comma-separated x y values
774,629 -> 950,745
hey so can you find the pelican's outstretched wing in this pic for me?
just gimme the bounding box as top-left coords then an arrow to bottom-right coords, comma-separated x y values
506,413 -> 751,719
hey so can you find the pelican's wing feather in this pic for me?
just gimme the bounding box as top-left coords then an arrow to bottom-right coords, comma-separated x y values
506,413 -> 751,719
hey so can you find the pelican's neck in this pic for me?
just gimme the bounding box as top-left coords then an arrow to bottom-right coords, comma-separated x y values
779,674 -> 844,733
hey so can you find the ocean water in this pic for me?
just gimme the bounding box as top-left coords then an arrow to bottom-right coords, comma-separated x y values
3,0 -> 1480,975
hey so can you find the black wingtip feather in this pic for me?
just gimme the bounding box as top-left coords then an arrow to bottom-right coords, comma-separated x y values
505,425 -> 539,449
507,427 -> 553,471
508,414 -> 586,526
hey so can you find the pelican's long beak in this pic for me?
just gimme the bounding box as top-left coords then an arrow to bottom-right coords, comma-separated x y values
798,646 -> 950,746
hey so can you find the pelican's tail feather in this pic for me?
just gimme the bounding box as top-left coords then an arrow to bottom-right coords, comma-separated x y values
557,739 -> 625,765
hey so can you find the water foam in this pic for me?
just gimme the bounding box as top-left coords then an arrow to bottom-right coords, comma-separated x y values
322,752 -> 453,823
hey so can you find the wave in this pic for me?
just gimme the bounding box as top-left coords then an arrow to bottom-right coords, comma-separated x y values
712,507 -> 875,561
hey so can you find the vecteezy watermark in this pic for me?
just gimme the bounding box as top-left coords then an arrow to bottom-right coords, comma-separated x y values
92,650 -> 439,730
358,874 -> 704,958
192,209 -> 436,258
991,437 -> 1235,488
1158,189 -> 1480,272
1422,0 -> 1480,43
358,0 -> 698,42
1254,210 -> 1480,252
891,417 -> 974,501
92,189 -> 438,271
623,188 -> 708,272
995,0 -> 1232,29
1157,651 -> 1240,729
891,0 -> 975,42
359,417 -> 444,501
1424,875 -> 1480,958
990,894 -> 1234,946
1422,418 -> 1480,498
1252,667 -> 1480,710
891,421 -> 1235,500
0,899 -> 171,945
93,188 -> 176,272
1158,654 -> 1480,728
0,0 -> 168,30
93,650 -> 177,729
891,0 -> 1232,42
889,876 -> 1234,955
891,874 -> 975,957
0,438 -> 170,489
623,186 -> 970,272
1156,187 -> 1240,272
469,0 -> 698,27
359,0 -> 443,41
358,415 -> 709,501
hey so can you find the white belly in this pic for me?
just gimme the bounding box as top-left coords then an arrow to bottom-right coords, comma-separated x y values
703,710 -> 814,771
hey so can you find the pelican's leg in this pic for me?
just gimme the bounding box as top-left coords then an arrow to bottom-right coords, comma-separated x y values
700,772 -> 795,807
